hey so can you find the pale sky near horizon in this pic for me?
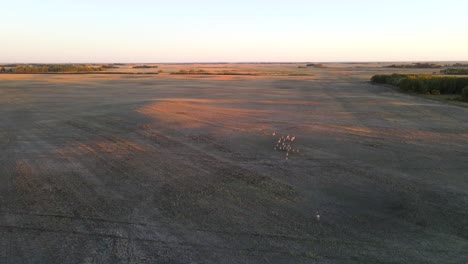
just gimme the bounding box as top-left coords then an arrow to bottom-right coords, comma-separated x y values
1,0 -> 467,63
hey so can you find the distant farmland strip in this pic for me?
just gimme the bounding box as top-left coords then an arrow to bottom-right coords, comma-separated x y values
171,70 -> 259,76
0,71 -> 160,75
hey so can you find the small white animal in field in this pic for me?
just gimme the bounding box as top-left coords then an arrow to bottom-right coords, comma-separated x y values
272,132 -> 276,136
316,212 -> 320,222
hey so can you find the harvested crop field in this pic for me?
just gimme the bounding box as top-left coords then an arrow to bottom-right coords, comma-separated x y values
1,64 -> 468,263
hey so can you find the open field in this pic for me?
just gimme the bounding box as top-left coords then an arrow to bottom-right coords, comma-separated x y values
1,64 -> 468,263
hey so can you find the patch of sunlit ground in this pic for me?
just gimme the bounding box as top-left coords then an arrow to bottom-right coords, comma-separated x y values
137,98 -> 280,133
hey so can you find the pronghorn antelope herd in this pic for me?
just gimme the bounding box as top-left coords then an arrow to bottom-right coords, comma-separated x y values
273,134 -> 299,159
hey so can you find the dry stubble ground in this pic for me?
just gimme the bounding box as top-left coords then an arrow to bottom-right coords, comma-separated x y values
0,65 -> 467,263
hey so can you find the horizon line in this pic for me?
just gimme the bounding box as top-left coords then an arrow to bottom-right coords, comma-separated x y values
2,60 -> 468,64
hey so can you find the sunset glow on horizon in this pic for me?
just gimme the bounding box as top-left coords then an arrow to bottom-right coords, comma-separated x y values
1,0 -> 468,63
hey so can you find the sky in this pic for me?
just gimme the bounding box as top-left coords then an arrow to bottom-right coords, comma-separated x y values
1,0 -> 468,63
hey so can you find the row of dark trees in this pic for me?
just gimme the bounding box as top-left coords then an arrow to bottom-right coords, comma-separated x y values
371,74 -> 468,95
132,65 -> 158,69
1,64 -> 104,73
306,63 -> 326,68
384,63 -> 441,69
451,63 -> 468,67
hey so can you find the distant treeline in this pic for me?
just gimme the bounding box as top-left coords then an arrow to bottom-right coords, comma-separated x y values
384,63 -> 441,69
132,65 -> 158,69
450,63 -> 468,67
371,74 -> 468,96
1,64 -> 104,73
383,63 -> 468,69
440,68 -> 468,75
306,63 -> 326,68
0,64 -> 20,67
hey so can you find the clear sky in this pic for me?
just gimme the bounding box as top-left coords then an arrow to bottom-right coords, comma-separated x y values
1,0 -> 467,63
